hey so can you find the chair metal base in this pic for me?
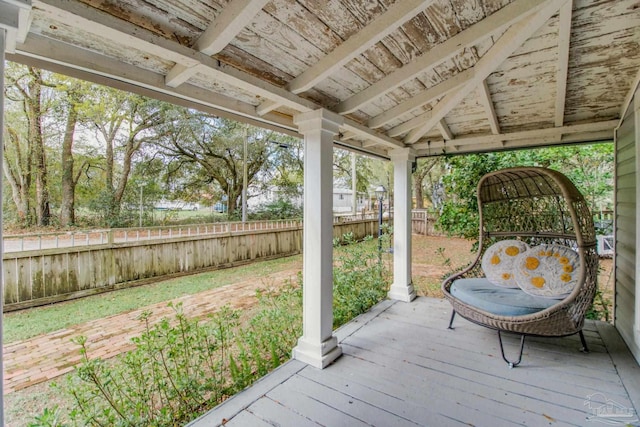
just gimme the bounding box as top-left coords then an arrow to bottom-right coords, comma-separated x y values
448,310 -> 590,368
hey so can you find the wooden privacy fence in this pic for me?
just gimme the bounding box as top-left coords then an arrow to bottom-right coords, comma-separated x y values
3,219 -> 381,311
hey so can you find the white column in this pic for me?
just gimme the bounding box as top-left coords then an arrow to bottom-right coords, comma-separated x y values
388,148 -> 417,302
292,109 -> 343,369
0,25 -> 7,424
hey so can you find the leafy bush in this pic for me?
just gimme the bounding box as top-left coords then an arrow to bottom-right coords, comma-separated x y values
249,199 -> 302,220
38,235 -> 387,426
333,234 -> 390,328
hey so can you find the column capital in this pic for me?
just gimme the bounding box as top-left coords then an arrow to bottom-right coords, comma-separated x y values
389,147 -> 416,162
294,109 -> 344,134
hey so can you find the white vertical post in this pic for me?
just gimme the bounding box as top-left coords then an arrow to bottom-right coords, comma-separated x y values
388,148 -> 417,302
292,109 -> 343,369
0,25 -> 7,423
634,87 -> 640,346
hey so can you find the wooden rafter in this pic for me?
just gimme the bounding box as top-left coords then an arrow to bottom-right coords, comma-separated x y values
195,0 -> 268,55
404,0 -> 566,144
288,0 -> 433,95
478,79 -> 500,134
437,118 -> 453,140
368,68 -> 470,129
166,0 -> 268,88
554,0 -> 573,127
258,0 -> 433,116
336,0 -> 546,115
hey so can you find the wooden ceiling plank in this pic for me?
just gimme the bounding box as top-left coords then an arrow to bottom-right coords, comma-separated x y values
194,0 -> 269,56
287,0 -> 434,95
404,0 -> 567,144
336,0 -> 547,115
554,0 -> 572,127
479,79 -> 500,134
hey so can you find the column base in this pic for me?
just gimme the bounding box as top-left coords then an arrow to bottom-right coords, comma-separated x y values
292,335 -> 342,369
388,283 -> 417,302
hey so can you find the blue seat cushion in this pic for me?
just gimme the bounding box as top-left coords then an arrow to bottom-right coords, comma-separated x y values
450,278 -> 558,316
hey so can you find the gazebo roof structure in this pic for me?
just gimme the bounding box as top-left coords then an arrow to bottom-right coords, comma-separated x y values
2,0 -> 639,158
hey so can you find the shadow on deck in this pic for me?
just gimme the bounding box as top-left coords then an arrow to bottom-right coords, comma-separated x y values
189,297 -> 640,427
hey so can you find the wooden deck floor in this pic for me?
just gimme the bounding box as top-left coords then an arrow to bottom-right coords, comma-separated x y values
189,297 -> 640,427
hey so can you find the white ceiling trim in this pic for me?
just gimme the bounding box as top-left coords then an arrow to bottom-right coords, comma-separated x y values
404,0 -> 567,144
554,0 -> 572,127
335,0 -> 547,115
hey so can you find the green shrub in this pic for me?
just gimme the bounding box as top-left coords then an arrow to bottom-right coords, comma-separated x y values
38,236 -> 387,426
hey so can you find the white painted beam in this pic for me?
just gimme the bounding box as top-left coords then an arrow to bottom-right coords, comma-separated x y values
194,0 -> 268,56
288,0 -> 434,95
554,0 -> 572,127
437,118 -> 454,140
256,99 -> 280,116
415,120 -> 616,153
15,35 -> 298,131
479,79 -> 500,134
342,119 -> 405,149
165,63 -> 202,88
32,0 -> 317,112
368,68 -> 470,129
404,0 -> 566,144
336,0 -> 547,115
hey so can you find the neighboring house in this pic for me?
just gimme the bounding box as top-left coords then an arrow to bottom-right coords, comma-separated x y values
332,188 -> 369,213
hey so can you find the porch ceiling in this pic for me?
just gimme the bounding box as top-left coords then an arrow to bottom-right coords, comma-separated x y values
3,0 -> 639,157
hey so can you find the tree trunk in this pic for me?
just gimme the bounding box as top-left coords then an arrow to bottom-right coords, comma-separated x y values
60,101 -> 79,227
27,69 -> 50,226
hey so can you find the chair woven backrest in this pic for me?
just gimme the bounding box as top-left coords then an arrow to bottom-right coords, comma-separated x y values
477,167 -> 599,326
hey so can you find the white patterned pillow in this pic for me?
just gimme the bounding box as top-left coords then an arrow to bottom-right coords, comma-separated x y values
481,240 -> 530,288
513,244 -> 581,299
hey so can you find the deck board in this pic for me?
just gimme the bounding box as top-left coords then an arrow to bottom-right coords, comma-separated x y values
189,297 -> 640,427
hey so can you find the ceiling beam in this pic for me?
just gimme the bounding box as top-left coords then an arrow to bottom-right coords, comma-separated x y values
554,0 -> 572,127
287,0 -> 433,95
416,129 -> 613,156
336,0 -> 546,115
165,63 -> 202,88
478,79 -> 500,134
415,120 -> 616,152
368,68 -> 470,129
437,119 -> 453,140
404,0 -> 566,144
166,0 -> 268,88
33,0 -> 318,113
255,99 -> 281,116
194,0 -> 268,56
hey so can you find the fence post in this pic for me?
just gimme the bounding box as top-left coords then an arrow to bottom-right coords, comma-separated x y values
108,229 -> 114,245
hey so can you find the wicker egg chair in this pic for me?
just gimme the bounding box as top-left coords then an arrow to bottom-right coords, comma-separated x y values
441,167 -> 599,367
